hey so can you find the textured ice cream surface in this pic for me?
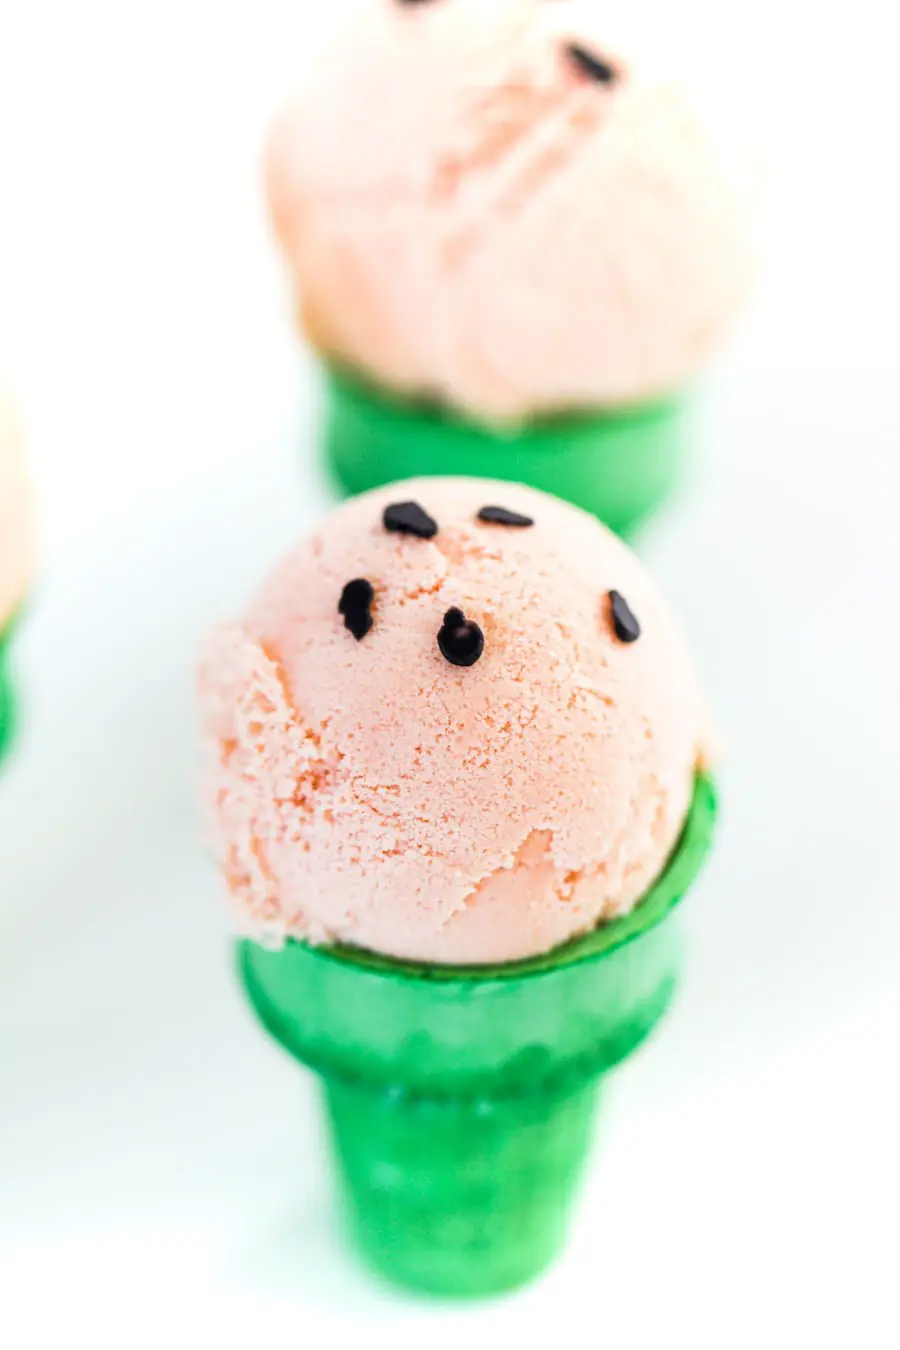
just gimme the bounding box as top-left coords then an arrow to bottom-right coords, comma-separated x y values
0,391 -> 32,630
199,478 -> 709,965
266,0 -> 754,424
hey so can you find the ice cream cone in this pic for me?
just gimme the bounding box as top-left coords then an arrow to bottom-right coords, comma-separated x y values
0,624 -> 14,762
323,366 -> 687,541
267,3 -> 754,537
1,390 -> 33,762
201,480 -> 718,1292
238,773 -> 716,1296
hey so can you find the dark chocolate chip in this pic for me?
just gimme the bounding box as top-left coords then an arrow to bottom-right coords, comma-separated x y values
477,505 -> 534,528
564,42 -> 619,85
339,578 -> 375,641
608,590 -> 641,643
383,500 -> 438,539
438,607 -> 485,668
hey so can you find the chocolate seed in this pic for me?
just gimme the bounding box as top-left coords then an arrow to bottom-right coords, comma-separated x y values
339,578 -> 375,641
564,42 -> 619,85
438,607 -> 485,668
383,500 -> 438,539
477,505 -> 534,528
608,590 -> 641,643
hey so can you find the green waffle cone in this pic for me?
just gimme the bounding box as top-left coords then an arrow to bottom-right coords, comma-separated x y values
322,365 -> 689,540
239,774 -> 717,1297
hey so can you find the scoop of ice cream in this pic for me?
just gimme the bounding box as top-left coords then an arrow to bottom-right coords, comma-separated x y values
266,0 -> 754,423
0,391 -> 33,630
199,478 -> 709,965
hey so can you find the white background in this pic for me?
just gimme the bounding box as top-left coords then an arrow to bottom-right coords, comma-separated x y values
1,1 -> 899,1346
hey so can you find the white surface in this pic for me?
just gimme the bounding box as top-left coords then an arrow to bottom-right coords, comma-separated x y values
2,2 -> 900,1346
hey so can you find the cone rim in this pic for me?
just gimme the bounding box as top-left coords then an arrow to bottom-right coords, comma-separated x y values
326,360 -> 684,443
277,772 -> 716,986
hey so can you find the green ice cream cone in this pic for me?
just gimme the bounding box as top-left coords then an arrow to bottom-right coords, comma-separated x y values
0,623 -> 17,764
239,774 -> 716,1297
322,365 -> 689,540
324,1071 -> 599,1298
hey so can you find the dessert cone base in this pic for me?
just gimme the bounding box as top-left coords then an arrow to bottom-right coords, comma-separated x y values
238,775 -> 717,1297
326,1074 -> 599,1297
322,364 -> 688,540
0,628 -> 15,763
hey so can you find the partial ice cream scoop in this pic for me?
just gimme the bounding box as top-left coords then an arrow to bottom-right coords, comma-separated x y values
199,478 -> 709,965
0,391 -> 33,631
266,0 -> 754,423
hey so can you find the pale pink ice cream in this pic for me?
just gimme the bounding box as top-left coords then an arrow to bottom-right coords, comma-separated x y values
0,392 -> 32,631
199,478 -> 709,965
266,0 -> 753,424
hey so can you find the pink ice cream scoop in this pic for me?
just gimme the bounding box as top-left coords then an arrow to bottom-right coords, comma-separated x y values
199,478 -> 709,965
0,392 -> 33,631
266,0 -> 754,424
